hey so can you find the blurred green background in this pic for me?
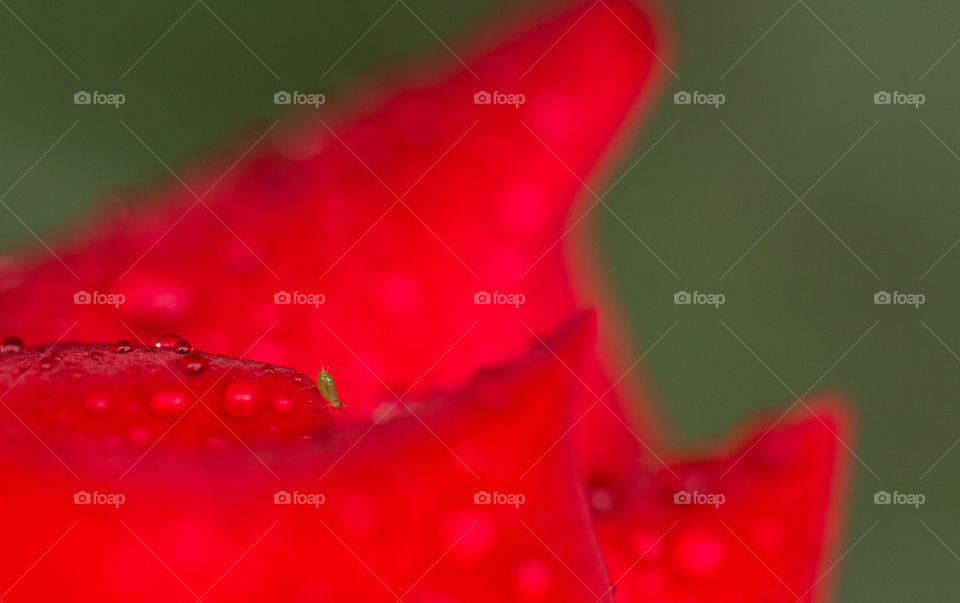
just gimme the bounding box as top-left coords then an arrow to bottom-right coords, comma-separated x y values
0,0 -> 956,598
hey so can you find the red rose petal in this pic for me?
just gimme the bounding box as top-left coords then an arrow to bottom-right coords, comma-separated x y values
0,0 -> 669,485
0,318 -> 613,602
0,343 -> 335,460
595,400 -> 853,602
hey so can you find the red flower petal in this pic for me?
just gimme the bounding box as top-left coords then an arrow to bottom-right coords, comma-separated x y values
594,401 -> 853,602
0,0 -> 668,481
0,342 -> 335,455
0,319 -> 613,601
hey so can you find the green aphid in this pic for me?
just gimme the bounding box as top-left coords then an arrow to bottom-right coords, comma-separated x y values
317,367 -> 345,412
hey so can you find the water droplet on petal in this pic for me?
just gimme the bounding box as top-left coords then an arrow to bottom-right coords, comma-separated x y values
129,426 -> 150,446
515,559 -> 551,599
83,393 -> 111,412
272,395 -> 293,414
669,524 -> 727,578
1,336 -> 23,353
752,431 -> 802,471
205,436 -> 230,452
174,339 -> 192,354
586,479 -> 621,516
150,389 -> 189,417
122,275 -> 191,322
38,356 -> 59,371
154,334 -> 185,351
178,354 -> 208,376
223,381 -> 259,418
114,340 -> 134,353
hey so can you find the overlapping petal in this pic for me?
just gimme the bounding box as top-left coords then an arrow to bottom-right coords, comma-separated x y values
595,402 -> 853,602
0,320 -> 611,602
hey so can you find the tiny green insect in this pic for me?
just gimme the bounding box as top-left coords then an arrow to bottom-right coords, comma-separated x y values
317,366 -> 345,412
